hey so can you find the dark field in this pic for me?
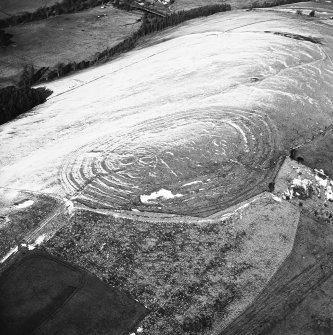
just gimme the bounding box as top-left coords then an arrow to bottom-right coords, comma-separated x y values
0,6 -> 142,87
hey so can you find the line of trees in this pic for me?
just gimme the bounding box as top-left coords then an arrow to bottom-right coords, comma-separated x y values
1,3 -> 231,124
0,86 -> 52,125
27,3 -> 231,83
251,0 -> 311,9
141,4 -> 232,34
0,29 -> 13,46
3,0 -> 306,124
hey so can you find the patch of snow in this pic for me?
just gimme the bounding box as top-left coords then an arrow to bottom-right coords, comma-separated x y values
1,246 -> 18,263
239,202 -> 250,210
284,188 -> 294,200
182,180 -> 203,187
234,202 -> 251,217
224,121 -> 249,152
272,194 -> 282,202
315,168 -> 327,176
26,235 -> 46,250
140,189 -> 183,204
131,208 -> 140,212
291,178 -> 312,191
15,199 -> 34,209
35,234 -> 46,245
137,328 -> 143,333
64,198 -> 75,215
325,185 -> 333,201
315,175 -> 328,187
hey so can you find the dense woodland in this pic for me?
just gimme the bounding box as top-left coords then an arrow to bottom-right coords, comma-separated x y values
0,29 -> 13,46
0,86 -> 52,125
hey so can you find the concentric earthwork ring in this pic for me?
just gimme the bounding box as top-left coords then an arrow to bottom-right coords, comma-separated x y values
61,107 -> 282,217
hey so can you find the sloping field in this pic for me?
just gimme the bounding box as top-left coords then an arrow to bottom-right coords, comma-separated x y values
2,8 -> 331,216
0,5 -> 332,217
0,6 -> 141,87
